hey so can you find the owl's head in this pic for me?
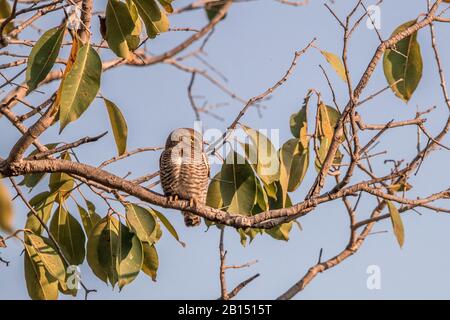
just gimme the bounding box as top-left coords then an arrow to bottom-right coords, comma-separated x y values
165,128 -> 204,149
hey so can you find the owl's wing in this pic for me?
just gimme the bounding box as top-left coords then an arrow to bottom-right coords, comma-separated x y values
202,152 -> 210,178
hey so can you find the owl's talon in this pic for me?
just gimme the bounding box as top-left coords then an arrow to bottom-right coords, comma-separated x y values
189,198 -> 199,207
174,194 -> 179,201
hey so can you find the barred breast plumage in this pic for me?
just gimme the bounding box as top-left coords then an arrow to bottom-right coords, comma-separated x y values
159,128 -> 210,227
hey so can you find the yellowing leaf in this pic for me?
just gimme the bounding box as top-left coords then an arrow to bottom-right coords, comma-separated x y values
52,37 -> 80,111
24,242 -> 59,300
290,91 -> 310,148
388,181 -> 413,193
0,179 -> 13,233
242,126 -> 280,185
25,191 -> 57,235
132,0 -> 169,39
25,233 -> 65,282
59,43 -> 102,132
106,0 -> 135,59
318,103 -> 340,140
103,98 -> 128,156
141,242 -> 158,281
158,0 -> 173,13
387,201 -> 404,248
315,103 -> 343,172
26,25 -> 66,92
383,20 -> 423,102
320,50 -> 347,82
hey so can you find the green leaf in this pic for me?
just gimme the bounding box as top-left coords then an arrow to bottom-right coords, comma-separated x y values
126,0 -> 142,50
106,0 -> 135,59
263,181 -> 277,200
20,144 -> 59,191
25,191 -> 57,235
87,217 -> 108,283
132,0 -> 169,39
0,179 -> 13,233
103,98 -> 128,156
118,223 -> 143,289
49,205 -> 86,265
25,233 -> 65,282
314,136 -> 343,172
314,136 -> 330,172
205,1 -> 227,22
387,201 -> 404,248
267,180 -> 292,209
26,25 -> 65,92
0,0 -> 15,35
59,43 -> 102,131
206,172 -> 223,209
97,215 -> 120,287
220,152 -> 257,215
24,242 -> 59,300
242,126 -> 280,185
246,227 -> 260,243
141,242 -> 158,281
19,173 -> 46,191
279,138 -> 309,194
255,181 -> 269,212
205,172 -> 223,228
290,91 -> 310,148
153,208 -> 185,247
320,50 -> 347,82
383,20 -> 423,102
237,228 -> 248,247
49,152 -> 74,201
126,204 -> 157,244
77,202 -> 101,237
266,222 -> 293,241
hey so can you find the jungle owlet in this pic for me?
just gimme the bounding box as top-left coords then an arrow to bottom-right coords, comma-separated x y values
159,128 -> 210,227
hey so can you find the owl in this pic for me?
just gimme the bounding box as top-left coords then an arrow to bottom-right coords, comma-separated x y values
159,128 -> 210,227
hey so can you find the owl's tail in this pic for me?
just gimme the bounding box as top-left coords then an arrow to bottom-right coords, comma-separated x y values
182,211 -> 201,227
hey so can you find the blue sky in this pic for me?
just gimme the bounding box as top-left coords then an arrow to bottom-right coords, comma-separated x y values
1,0 -> 450,299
